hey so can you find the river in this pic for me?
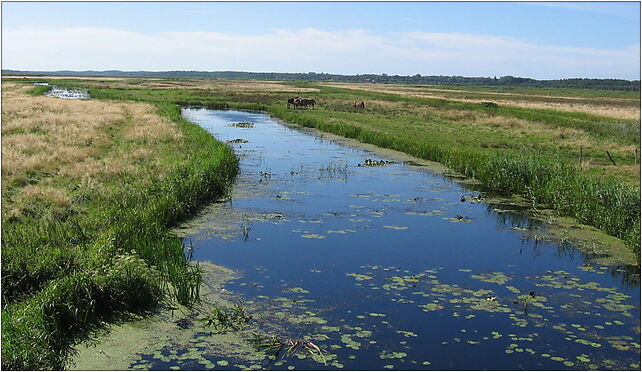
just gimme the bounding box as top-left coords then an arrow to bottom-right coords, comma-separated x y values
84,107 -> 641,370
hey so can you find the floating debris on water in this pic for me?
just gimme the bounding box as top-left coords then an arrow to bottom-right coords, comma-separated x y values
443,214 -> 472,223
230,122 -> 254,128
460,194 -> 485,203
358,159 -> 396,167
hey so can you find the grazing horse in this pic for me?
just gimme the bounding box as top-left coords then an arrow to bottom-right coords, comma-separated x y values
297,98 -> 316,109
287,97 -> 303,109
354,100 -> 365,109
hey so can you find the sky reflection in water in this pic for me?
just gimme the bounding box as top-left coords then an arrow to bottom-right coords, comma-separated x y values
139,108 -> 640,371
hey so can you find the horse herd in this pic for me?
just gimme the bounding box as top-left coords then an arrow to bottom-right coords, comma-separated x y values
287,97 -> 366,110
287,97 -> 316,109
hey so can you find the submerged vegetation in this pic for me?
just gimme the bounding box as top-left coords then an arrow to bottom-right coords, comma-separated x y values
1,83 -> 238,369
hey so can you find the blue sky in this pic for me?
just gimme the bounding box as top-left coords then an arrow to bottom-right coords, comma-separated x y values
2,2 -> 640,79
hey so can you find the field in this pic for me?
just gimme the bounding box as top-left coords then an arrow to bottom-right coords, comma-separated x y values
322,82 -> 641,120
1,76 -> 639,369
22,76 -> 638,182
12,76 -> 641,241
32,77 -> 641,228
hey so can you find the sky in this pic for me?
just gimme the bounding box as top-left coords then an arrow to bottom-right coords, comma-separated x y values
2,1 -> 640,80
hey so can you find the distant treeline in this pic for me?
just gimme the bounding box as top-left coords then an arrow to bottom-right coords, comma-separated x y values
3,69 -> 640,91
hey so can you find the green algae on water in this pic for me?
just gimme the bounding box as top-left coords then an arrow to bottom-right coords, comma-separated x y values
396,330 -> 418,338
301,233 -> 326,239
383,225 -> 409,230
471,272 -> 511,285
346,273 -> 373,281
380,351 -> 407,359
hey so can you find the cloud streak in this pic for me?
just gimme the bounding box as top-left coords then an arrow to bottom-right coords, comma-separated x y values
528,2 -> 640,19
2,27 -> 639,79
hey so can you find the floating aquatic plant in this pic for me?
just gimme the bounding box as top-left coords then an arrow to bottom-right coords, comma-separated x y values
383,225 -> 408,230
200,300 -> 252,333
379,351 -> 407,359
301,234 -> 326,239
251,335 -> 326,363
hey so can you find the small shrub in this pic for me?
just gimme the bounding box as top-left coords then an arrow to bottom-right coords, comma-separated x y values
481,101 -> 499,108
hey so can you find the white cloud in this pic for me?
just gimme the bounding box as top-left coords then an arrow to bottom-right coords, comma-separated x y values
529,2 -> 639,19
2,26 -> 639,79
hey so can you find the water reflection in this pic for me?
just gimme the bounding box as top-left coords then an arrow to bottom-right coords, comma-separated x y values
36,83 -> 89,99
149,108 -> 640,371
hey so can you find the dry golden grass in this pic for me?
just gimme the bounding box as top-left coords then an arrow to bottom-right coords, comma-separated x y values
321,81 -> 636,101
470,114 -> 592,142
366,99 -> 407,109
329,82 -> 639,102
341,98 -> 618,146
7,184 -> 74,219
201,80 -> 319,93
54,77 -> 320,93
1,82 -> 182,219
120,107 -> 182,143
439,97 -> 639,121
322,82 -> 640,120
8,75 -> 137,81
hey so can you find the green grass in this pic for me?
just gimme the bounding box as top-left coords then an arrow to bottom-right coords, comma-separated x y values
302,83 -> 640,144
1,89 -> 238,369
26,84 -> 53,96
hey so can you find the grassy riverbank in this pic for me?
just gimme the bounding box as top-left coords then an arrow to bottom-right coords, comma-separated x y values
266,92 -> 640,251
270,106 -> 640,251
1,82 -> 238,369
14,77 -> 639,253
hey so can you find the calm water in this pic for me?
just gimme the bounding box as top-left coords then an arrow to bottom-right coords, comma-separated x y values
37,83 -> 89,99
135,108 -> 640,370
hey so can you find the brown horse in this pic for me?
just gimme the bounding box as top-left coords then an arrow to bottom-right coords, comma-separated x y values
288,97 -> 303,109
354,100 -> 365,109
297,98 -> 316,109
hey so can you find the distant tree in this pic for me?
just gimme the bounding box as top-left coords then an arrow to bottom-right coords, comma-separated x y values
2,69 -> 638,91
